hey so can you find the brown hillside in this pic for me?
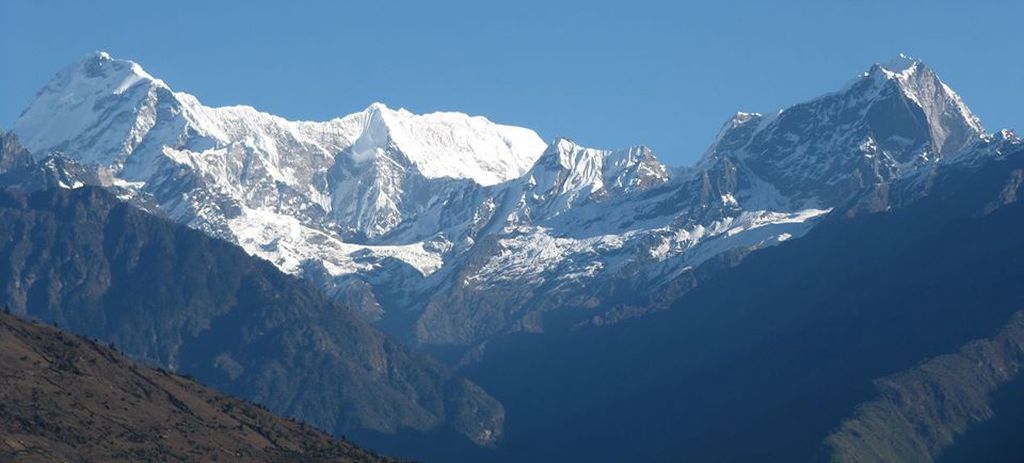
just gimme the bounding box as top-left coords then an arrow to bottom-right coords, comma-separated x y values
0,311 -> 399,463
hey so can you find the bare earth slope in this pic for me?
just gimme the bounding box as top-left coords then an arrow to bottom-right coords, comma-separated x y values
0,311 -> 398,463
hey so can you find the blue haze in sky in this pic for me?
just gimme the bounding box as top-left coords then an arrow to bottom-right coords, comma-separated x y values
1,0 -> 1021,165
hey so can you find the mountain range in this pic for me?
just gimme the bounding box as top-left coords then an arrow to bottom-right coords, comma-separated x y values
8,52 -> 995,353
4,51 -> 1024,462
463,133 -> 1024,461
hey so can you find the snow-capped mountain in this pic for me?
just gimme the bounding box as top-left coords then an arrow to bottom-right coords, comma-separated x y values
409,53 -> 987,346
695,54 -> 982,208
13,51 -> 545,277
7,51 -> 991,352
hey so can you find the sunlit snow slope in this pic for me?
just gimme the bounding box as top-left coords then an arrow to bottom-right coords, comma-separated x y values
10,51 -> 989,349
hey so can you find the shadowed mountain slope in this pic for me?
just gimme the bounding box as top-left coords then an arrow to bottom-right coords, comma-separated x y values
461,144 -> 1024,462
0,186 -> 503,457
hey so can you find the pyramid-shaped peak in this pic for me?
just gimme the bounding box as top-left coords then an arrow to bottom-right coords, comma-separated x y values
861,53 -> 933,84
12,52 -> 174,163
70,51 -> 159,85
364,101 -> 399,115
881,53 -> 922,73
551,137 -> 582,152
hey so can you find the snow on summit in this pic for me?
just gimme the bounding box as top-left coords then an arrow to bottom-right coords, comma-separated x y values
881,52 -> 920,74
7,51 -> 997,345
354,102 -> 545,186
15,51 -> 545,186
10,51 -> 547,287
13,51 -> 169,166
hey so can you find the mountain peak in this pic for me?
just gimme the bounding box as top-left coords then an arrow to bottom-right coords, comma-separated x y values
525,138 -> 669,215
551,137 -> 581,152
860,53 -> 927,85
15,53 -> 546,187
543,138 -> 658,170
696,54 -> 986,206
70,50 -> 162,89
862,54 -> 981,131
363,101 -> 405,118
73,50 -> 115,72
85,49 -> 113,62
879,52 -> 922,74
538,137 -> 604,168
346,102 -> 546,186
12,52 -> 170,165
368,101 -> 407,111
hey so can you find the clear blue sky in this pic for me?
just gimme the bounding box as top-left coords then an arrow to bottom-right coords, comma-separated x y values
1,0 -> 1021,166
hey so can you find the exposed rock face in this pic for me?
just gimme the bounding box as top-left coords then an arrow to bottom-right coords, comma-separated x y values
697,55 -> 981,207
0,129 -> 33,173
